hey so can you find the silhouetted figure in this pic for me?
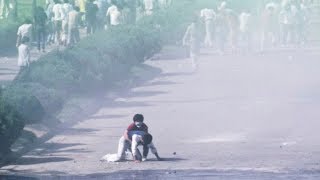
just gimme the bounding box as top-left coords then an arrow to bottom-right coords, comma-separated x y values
85,0 -> 98,34
34,6 -> 48,52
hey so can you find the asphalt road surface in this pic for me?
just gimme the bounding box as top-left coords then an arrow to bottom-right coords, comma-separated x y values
1,47 -> 320,179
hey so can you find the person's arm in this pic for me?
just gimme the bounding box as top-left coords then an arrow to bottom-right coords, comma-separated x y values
123,130 -> 131,143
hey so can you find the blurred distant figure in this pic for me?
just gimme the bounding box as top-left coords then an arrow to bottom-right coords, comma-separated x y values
34,6 -> 48,52
260,3 -> 278,52
106,0 -> 121,27
18,36 -> 31,70
215,11 -> 228,54
143,0 -> 156,15
52,0 -> 63,44
61,0 -> 73,45
75,0 -> 86,26
158,0 -> 171,9
200,8 -> 216,48
94,0 -> 108,29
68,6 -> 81,45
75,0 -> 86,13
46,2 -> 55,44
239,9 -> 253,52
296,0 -> 310,45
124,0 -> 137,24
85,0 -> 98,34
183,16 -> 201,70
226,9 -> 239,53
0,0 -> 9,19
279,3 -> 294,46
16,19 -> 33,48
7,0 -> 17,21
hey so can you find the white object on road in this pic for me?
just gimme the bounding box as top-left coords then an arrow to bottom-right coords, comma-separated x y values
281,141 -> 297,146
100,151 -> 133,162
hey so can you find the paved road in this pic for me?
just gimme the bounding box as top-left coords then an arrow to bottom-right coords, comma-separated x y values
1,47 -> 320,179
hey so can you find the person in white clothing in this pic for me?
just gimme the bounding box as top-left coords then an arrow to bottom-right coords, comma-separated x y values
52,0 -> 63,44
279,4 -> 294,45
183,16 -> 201,70
106,0 -> 121,27
16,19 -> 33,47
18,36 -> 31,69
61,0 -> 73,46
239,9 -> 252,52
143,0 -> 155,15
68,6 -> 81,45
200,8 -> 215,48
0,0 -> 9,19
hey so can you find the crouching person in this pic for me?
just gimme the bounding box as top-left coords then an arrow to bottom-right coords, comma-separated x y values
132,133 -> 162,162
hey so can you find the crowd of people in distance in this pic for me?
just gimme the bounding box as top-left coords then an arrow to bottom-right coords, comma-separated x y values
182,0 -> 314,70
13,0 -> 172,70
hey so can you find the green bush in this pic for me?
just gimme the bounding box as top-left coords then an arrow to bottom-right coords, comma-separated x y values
2,84 -> 46,125
14,24 -> 162,92
0,90 -> 25,155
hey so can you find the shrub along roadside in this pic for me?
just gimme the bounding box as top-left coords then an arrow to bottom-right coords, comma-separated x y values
0,90 -> 24,156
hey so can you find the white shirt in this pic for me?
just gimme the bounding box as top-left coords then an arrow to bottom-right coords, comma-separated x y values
200,8 -> 216,21
107,5 -> 121,25
17,24 -> 32,38
239,12 -> 251,32
52,3 -> 63,21
61,3 -> 73,21
131,134 -> 158,157
68,10 -> 80,28
18,44 -> 30,67
144,0 -> 154,11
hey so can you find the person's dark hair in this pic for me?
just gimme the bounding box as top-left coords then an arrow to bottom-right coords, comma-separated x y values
74,6 -> 80,12
143,134 -> 153,145
133,114 -> 144,122
21,36 -> 30,44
